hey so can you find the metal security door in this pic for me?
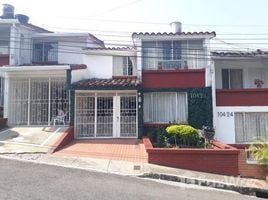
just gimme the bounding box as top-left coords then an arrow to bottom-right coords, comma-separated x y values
96,96 -> 113,137
8,78 -> 29,125
75,94 -> 95,138
75,92 -> 137,138
30,79 -> 49,125
120,96 -> 137,137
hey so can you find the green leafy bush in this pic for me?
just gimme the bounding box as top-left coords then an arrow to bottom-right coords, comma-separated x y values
248,138 -> 268,171
154,128 -> 171,148
166,124 -> 204,147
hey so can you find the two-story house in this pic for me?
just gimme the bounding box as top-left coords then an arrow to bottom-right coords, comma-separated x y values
212,50 -> 268,144
132,22 -> 215,135
0,4 -> 104,126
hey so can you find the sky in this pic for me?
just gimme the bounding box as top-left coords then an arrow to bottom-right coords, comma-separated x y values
2,0 -> 268,50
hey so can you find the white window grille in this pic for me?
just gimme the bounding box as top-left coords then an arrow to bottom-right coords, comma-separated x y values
144,92 -> 188,123
96,96 -> 113,137
75,94 -> 95,138
8,78 -> 68,125
75,92 -> 137,138
235,112 -> 268,143
120,96 -> 137,137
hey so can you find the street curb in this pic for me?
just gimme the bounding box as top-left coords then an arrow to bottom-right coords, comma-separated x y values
139,173 -> 268,198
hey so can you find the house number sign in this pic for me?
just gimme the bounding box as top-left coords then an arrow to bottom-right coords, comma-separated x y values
217,112 -> 234,117
190,93 -> 207,99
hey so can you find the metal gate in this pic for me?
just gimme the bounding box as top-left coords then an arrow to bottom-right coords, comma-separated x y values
120,96 -> 137,137
8,78 -> 68,125
75,92 -> 137,138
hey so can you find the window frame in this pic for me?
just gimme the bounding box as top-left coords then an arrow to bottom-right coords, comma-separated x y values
32,41 -> 58,63
222,68 -> 243,89
143,92 -> 188,123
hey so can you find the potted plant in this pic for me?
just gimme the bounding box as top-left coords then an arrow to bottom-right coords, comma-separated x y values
254,79 -> 264,88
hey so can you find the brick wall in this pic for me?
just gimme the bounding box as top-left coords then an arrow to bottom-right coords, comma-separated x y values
142,69 -> 205,88
48,126 -> 74,154
238,149 -> 266,179
143,137 -> 240,176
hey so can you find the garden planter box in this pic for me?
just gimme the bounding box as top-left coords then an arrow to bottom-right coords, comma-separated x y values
143,137 -> 240,176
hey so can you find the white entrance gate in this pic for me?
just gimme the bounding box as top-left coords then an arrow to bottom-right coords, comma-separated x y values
75,91 -> 137,138
8,78 -> 68,125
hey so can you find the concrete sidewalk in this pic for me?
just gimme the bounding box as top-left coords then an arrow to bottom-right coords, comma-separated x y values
0,153 -> 267,197
0,127 -> 68,153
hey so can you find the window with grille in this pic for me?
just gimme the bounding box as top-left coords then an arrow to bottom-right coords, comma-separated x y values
143,92 -> 188,123
235,112 -> 268,143
33,41 -> 58,63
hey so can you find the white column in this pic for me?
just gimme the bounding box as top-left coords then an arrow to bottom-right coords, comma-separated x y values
211,61 -> 217,130
48,78 -> 51,125
136,39 -> 142,83
27,78 -> 31,126
94,93 -> 97,137
3,74 -> 9,119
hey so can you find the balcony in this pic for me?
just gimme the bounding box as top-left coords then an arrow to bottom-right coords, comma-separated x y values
216,88 -> 268,106
142,68 -> 205,88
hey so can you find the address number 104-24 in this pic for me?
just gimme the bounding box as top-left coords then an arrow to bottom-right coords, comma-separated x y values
217,112 -> 234,117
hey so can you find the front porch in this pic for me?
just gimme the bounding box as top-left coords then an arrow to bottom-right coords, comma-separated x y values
0,65 -> 70,126
71,77 -> 141,139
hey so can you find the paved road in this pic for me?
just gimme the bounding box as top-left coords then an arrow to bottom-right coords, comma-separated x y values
0,158 -> 259,200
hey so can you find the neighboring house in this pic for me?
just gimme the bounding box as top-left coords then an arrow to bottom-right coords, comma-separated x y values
212,50 -> 268,144
70,47 -> 139,138
0,4 -> 104,126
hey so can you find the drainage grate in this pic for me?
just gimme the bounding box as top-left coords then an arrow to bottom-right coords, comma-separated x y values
133,165 -> 141,170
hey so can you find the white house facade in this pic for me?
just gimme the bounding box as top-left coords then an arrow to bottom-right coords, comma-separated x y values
212,51 -> 268,144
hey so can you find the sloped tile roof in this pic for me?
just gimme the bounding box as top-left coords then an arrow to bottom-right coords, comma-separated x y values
212,49 -> 268,57
84,47 -> 135,51
132,31 -> 216,37
72,77 -> 139,89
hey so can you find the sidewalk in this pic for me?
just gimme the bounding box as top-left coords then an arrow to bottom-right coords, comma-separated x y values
0,153 -> 267,197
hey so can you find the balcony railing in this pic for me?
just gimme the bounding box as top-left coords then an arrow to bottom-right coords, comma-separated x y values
144,58 -> 206,70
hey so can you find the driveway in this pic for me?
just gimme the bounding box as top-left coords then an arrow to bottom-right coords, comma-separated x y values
56,139 -> 148,163
0,126 -> 68,153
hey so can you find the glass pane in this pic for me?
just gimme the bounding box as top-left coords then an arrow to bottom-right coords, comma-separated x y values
142,41 -> 157,69
162,41 -> 172,60
222,69 -> 229,89
230,69 -> 243,88
173,41 -> 182,60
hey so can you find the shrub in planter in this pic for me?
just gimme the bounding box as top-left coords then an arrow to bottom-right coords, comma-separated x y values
154,128 -> 171,148
248,138 -> 268,180
166,124 -> 204,147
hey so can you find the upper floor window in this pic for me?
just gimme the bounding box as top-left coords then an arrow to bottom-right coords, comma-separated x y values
33,41 -> 58,63
142,40 -> 204,70
113,56 -> 134,76
222,69 -> 243,89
